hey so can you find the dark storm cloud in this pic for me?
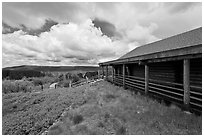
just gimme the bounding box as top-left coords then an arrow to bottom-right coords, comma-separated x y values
2,22 -> 20,34
3,19 -> 58,36
23,19 -> 58,36
165,2 -> 200,13
93,18 -> 122,38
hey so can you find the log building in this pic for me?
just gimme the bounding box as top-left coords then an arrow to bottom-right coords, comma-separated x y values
99,27 -> 202,113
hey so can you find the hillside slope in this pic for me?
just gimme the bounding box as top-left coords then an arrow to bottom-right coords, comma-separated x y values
2,81 -> 201,135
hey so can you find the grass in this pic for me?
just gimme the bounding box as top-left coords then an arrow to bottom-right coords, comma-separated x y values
3,81 -> 202,135
2,86 -> 88,135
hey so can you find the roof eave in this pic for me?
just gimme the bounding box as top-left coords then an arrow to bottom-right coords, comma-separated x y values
99,44 -> 202,66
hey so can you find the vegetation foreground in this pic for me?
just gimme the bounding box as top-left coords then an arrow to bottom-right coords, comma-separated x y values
2,81 -> 202,135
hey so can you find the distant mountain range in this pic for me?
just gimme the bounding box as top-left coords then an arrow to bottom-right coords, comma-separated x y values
3,65 -> 99,72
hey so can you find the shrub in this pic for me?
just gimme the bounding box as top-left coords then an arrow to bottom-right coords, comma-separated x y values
63,80 -> 71,88
71,74 -> 80,83
72,114 -> 84,125
32,78 -> 43,86
31,76 -> 57,86
2,80 -> 18,94
2,80 -> 34,94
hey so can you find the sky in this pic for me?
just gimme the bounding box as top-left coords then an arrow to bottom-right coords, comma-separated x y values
2,2 -> 202,68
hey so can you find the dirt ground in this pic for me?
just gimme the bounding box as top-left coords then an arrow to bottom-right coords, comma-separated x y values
46,80 -> 202,135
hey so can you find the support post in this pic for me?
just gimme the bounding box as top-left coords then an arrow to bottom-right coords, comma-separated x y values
98,69 -> 100,79
126,66 -> 129,76
102,66 -> 104,79
112,66 -> 114,83
123,64 -> 125,88
106,65 -> 108,81
69,80 -> 72,88
183,59 -> 190,107
145,64 -> 149,94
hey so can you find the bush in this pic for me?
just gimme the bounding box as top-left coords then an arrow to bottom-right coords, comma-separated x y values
63,80 -> 71,87
72,75 -> 80,83
31,76 -> 57,86
57,80 -> 71,88
2,80 -> 34,94
32,78 -> 43,86
72,114 -> 84,125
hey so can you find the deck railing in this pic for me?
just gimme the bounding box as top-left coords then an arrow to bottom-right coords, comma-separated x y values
148,79 -> 184,104
72,79 -> 87,88
108,73 -> 202,113
71,75 -> 99,88
125,75 -> 145,91
190,85 -> 202,112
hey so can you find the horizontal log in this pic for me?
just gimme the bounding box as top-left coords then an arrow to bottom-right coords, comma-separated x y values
125,77 -> 145,84
149,82 -> 183,92
114,78 -> 123,82
189,102 -> 202,108
115,77 -> 123,81
114,79 -> 123,85
190,91 -> 202,96
149,85 -> 183,97
125,75 -> 145,80
125,82 -> 145,91
190,96 -> 202,102
190,85 -> 202,90
149,89 -> 183,102
149,79 -> 183,86
125,79 -> 145,87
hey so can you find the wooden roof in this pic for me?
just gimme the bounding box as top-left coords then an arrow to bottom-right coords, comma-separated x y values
99,27 -> 202,66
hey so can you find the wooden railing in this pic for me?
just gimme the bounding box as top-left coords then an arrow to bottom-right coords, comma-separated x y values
148,79 -> 184,104
112,74 -> 122,86
72,79 -> 87,88
71,76 -> 99,88
108,74 -> 202,113
125,75 -> 145,91
190,85 -> 202,111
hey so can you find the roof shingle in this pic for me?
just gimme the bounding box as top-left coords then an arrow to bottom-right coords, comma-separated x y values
120,27 -> 202,60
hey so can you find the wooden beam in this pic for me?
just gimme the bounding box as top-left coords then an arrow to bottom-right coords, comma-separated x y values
183,59 -> 190,107
98,69 -> 100,79
112,66 -> 114,82
106,65 -> 108,80
123,64 -> 125,88
102,66 -> 104,79
126,65 -> 130,76
145,65 -> 149,94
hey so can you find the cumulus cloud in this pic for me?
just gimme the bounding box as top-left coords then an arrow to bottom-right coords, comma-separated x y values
2,19 -> 135,67
2,2 -> 202,67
